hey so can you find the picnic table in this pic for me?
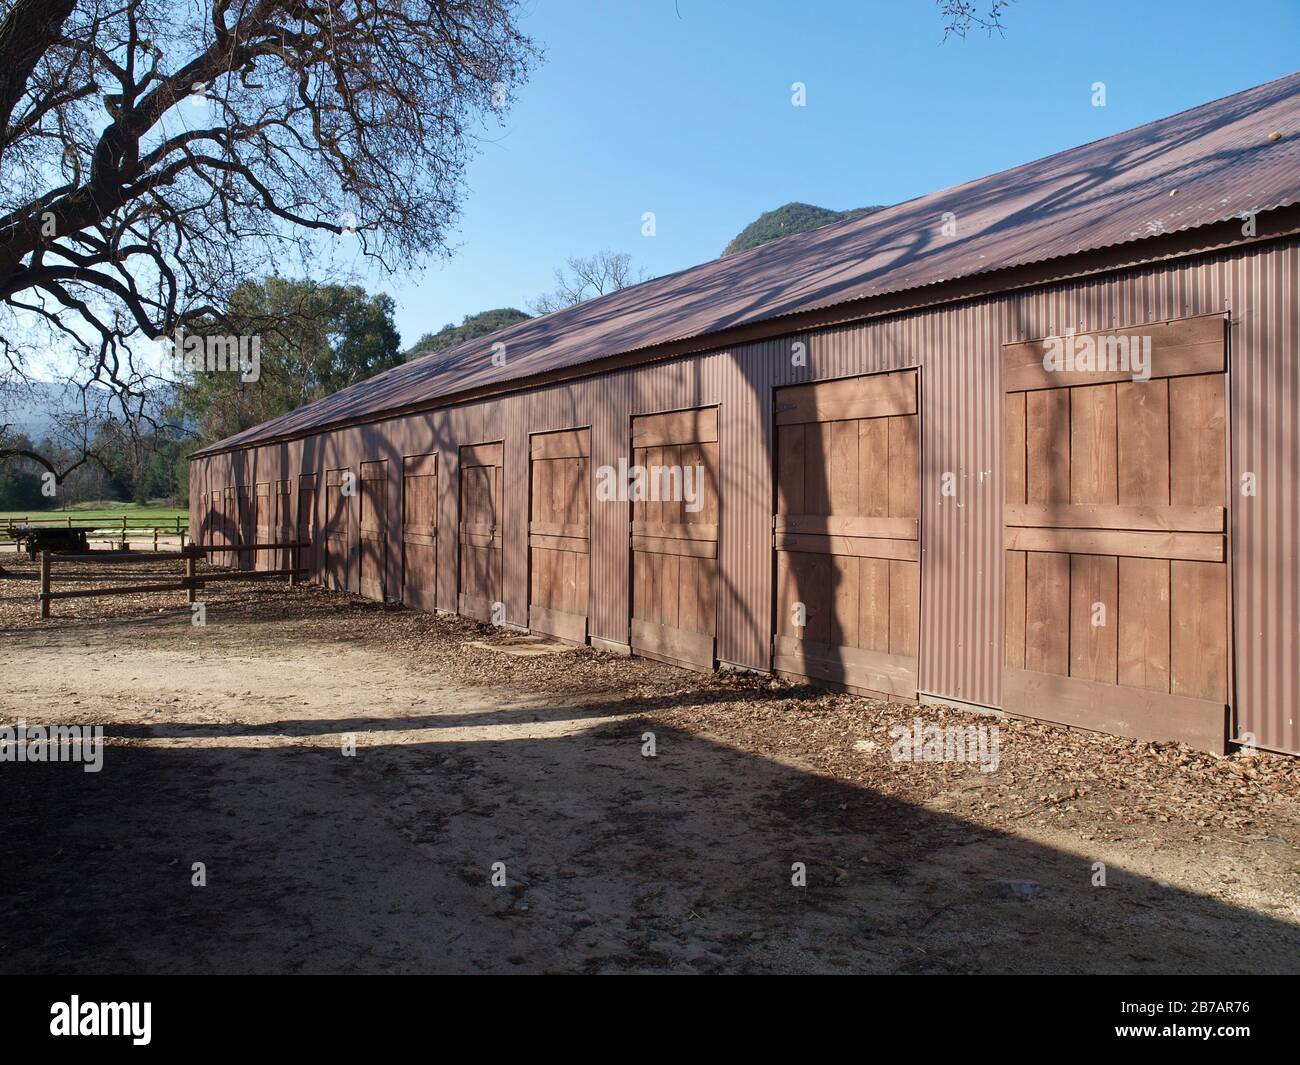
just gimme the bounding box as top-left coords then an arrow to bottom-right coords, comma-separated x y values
12,525 -> 90,558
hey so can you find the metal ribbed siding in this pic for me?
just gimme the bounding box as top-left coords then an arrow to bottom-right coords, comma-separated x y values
713,338 -> 774,669
1229,241 -> 1298,755
917,302 -> 1003,707
190,237 -> 1300,756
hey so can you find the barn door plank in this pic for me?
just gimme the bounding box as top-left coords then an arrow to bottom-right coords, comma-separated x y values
1117,557 -> 1170,692
1116,379 -> 1169,505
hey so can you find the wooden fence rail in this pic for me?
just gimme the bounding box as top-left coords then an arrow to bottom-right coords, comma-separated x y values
3,515 -> 190,553
6,515 -> 188,532
37,541 -> 308,619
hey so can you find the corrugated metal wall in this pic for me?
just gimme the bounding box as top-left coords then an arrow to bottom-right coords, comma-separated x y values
191,237 -> 1299,755
1229,240 -> 1298,756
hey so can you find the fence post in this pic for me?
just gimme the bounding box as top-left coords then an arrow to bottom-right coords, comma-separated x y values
39,550 -> 50,619
289,543 -> 298,587
153,528 -> 159,552
185,552 -> 197,604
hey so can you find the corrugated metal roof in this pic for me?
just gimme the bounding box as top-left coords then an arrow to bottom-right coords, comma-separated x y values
198,71 -> 1300,455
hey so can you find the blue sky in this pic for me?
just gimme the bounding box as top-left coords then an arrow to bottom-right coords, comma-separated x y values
367,0 -> 1300,348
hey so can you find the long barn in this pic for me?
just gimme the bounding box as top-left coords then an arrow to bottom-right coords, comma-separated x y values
190,73 -> 1300,757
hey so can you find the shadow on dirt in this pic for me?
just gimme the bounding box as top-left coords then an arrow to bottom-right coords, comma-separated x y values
1,712 -> 1295,975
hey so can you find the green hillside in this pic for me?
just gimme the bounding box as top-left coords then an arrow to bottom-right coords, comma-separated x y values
403,307 -> 531,362
722,202 -> 886,256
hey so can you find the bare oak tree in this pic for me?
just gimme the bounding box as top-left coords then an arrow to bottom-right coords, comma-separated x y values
0,0 -> 537,477
530,249 -> 647,315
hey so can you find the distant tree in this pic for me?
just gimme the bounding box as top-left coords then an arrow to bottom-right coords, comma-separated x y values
530,251 -> 647,314
0,395 -> 114,487
0,423 -> 129,507
404,308 -> 531,362
722,202 -> 886,257
91,416 -> 188,504
0,464 -> 44,510
0,431 -> 46,509
173,277 -> 402,445
173,441 -> 195,501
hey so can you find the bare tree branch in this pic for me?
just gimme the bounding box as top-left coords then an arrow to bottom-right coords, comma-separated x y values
0,0 -> 539,474
938,0 -> 1012,41
530,250 -> 647,315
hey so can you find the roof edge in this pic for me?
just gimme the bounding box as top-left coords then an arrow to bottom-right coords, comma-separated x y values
192,205 -> 1300,461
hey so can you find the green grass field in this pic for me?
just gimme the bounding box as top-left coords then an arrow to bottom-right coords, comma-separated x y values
0,500 -> 187,525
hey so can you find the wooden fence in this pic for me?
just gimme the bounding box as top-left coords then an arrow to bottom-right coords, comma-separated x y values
36,541 -> 306,618
3,515 -> 189,552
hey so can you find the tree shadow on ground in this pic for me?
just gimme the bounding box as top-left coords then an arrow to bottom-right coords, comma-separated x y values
1,713 -> 1295,975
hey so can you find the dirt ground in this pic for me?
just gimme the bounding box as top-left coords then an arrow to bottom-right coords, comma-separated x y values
1,555 -> 1298,974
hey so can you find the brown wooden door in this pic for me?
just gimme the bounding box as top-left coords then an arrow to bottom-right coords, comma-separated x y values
254,482 -> 272,571
203,492 -> 218,557
772,370 -> 920,698
236,485 -> 254,570
297,473 -> 317,582
458,442 -> 503,622
324,467 -> 350,592
214,488 -> 224,566
222,486 -> 236,568
1002,316 -> 1229,752
529,429 -> 590,643
274,480 -> 291,571
402,454 -> 438,611
630,408 -> 719,671
359,460 -> 387,601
